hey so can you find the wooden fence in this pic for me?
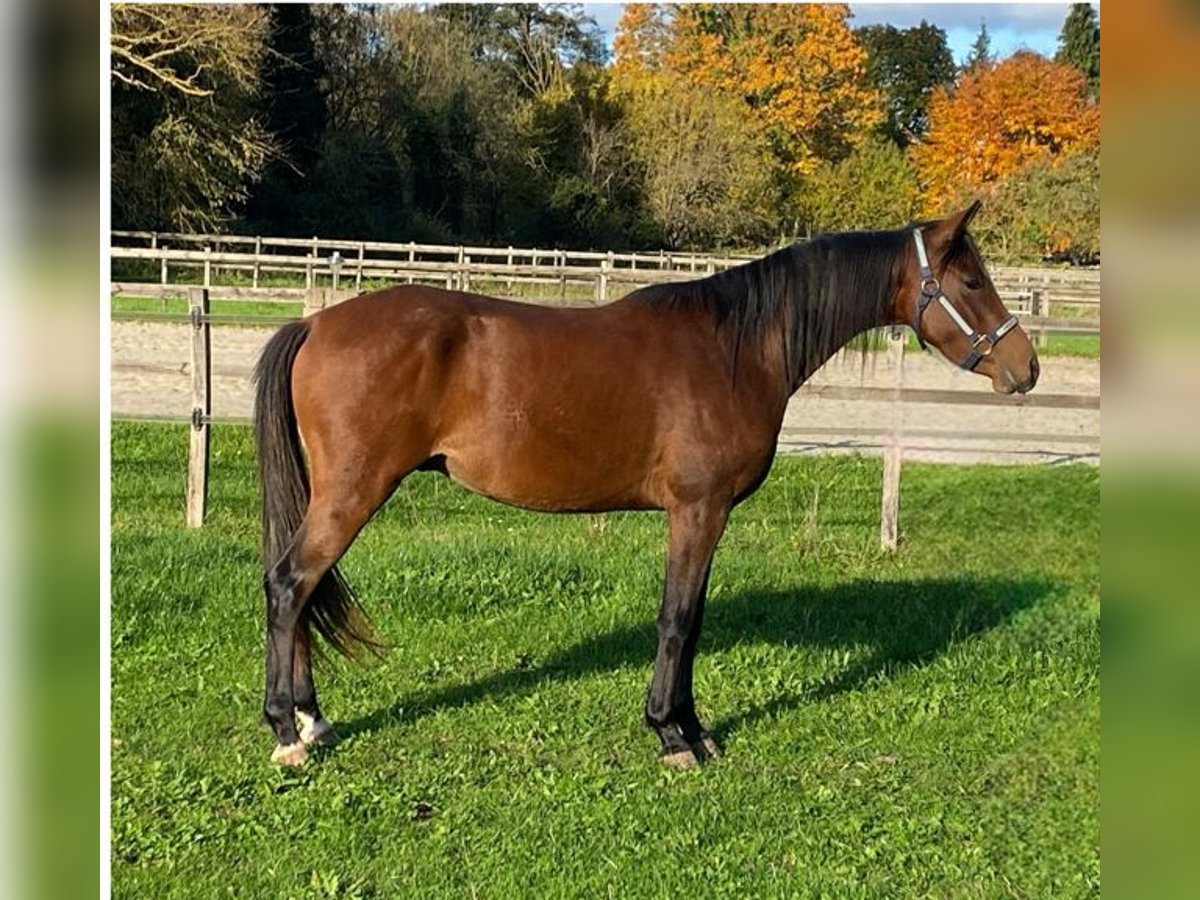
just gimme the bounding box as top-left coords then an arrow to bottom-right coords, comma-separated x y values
111,230 -> 1101,334
157,289 -> 1098,545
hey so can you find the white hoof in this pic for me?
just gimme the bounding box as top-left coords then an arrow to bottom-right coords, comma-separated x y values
270,741 -> 309,767
661,748 -> 699,769
296,710 -> 337,746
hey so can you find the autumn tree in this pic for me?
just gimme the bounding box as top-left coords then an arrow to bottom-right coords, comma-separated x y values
944,149 -> 1099,264
911,51 -> 1100,207
611,7 -> 780,247
111,4 -> 275,230
611,4 -> 670,76
616,71 -> 779,248
857,21 -> 956,146
667,4 -> 883,178
1056,3 -> 1100,100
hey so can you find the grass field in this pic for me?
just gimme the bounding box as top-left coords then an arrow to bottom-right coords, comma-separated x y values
111,422 -> 1099,898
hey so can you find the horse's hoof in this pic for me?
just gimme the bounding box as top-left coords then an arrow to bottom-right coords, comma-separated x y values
698,736 -> 722,759
661,748 -> 699,769
297,712 -> 337,747
270,741 -> 309,767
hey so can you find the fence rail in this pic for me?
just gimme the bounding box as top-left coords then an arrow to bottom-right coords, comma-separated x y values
111,230 -> 1101,321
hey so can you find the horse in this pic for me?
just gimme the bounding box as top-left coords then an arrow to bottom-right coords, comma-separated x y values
253,201 -> 1039,768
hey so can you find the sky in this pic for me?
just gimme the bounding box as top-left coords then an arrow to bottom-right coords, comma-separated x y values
581,3 -> 1091,65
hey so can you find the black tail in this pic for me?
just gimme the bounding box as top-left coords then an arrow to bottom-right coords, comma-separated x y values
253,320 -> 379,658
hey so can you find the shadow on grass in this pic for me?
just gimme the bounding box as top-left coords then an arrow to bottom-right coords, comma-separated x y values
338,576 -> 1051,746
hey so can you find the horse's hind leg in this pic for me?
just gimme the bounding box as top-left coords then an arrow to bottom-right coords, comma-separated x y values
263,518 -> 344,766
264,475 -> 396,765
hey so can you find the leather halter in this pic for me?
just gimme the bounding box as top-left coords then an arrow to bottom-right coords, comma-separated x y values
910,228 -> 1020,371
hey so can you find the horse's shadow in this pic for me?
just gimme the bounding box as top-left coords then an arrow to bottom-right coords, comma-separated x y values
338,576 -> 1050,745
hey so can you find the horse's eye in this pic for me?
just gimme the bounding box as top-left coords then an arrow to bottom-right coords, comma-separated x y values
964,278 -> 982,291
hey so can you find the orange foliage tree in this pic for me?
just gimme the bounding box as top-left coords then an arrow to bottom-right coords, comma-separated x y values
666,4 -> 883,177
612,4 -> 671,76
912,50 -> 1100,207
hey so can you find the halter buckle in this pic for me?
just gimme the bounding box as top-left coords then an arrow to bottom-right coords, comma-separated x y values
920,276 -> 941,297
971,333 -> 995,356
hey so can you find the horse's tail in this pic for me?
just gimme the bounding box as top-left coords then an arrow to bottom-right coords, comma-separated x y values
253,320 -> 379,658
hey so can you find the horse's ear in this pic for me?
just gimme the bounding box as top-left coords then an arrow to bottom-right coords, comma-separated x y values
928,200 -> 982,252
958,199 -> 982,233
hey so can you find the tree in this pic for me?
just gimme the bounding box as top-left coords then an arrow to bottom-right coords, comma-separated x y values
612,66 -> 779,248
111,4 -> 275,230
912,51 -> 1100,206
1056,3 -> 1100,100
307,5 -> 519,242
944,149 -> 1099,264
667,4 -> 883,178
964,21 -> 993,72
857,21 -> 956,146
433,4 -> 605,98
611,4 -> 670,75
803,137 -> 921,233
242,4 -> 328,234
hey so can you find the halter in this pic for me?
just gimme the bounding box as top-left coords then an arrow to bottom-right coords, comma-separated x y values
910,228 -> 1020,371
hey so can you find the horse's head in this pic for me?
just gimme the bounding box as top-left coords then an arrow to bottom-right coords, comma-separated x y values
897,201 -> 1039,394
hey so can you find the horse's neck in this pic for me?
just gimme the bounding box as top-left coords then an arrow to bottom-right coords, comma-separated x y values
780,298 -> 890,398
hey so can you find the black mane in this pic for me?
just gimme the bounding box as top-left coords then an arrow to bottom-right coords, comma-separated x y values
629,229 -> 907,386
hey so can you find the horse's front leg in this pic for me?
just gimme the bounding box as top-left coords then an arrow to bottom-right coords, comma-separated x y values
645,499 -> 729,768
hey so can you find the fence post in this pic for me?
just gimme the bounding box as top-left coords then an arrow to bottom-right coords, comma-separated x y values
597,255 -> 609,304
203,245 -> 212,288
1030,288 -> 1047,348
305,287 -> 326,316
462,251 -> 471,293
356,242 -> 365,292
253,236 -> 262,288
506,246 -> 514,289
880,329 -> 905,550
186,288 -> 211,528
160,245 -> 169,285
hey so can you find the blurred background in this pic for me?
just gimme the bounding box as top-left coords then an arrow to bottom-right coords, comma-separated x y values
2,0 -> 98,897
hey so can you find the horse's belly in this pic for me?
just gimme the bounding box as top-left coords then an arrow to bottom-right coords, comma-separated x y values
440,435 -> 658,513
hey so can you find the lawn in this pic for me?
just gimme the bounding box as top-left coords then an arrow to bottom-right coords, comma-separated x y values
111,422 -> 1099,898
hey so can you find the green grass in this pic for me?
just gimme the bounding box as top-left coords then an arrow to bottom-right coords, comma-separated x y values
112,294 -> 305,320
1034,332 -> 1101,358
901,330 -> 1099,358
111,422 -> 1099,898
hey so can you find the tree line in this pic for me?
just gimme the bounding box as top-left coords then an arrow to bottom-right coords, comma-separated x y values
111,3 -> 1100,264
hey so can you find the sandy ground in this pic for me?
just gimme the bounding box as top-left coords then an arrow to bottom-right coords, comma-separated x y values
111,320 -> 1099,465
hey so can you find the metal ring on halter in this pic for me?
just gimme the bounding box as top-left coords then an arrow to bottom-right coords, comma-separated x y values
971,333 -> 995,355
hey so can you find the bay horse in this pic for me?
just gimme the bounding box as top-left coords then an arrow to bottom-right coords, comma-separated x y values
254,202 -> 1039,768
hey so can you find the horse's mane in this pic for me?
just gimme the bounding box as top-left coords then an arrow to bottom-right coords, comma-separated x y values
628,229 -> 908,385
